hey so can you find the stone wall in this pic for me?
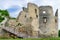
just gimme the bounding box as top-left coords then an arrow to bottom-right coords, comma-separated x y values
1,3 -> 58,38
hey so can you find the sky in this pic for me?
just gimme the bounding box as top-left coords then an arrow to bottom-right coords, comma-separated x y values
0,0 -> 60,29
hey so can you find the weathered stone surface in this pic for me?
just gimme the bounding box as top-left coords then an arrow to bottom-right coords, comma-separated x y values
0,3 -> 58,38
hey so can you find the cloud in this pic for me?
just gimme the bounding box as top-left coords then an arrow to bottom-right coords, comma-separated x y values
0,0 -> 59,16
7,5 -> 22,17
0,0 -> 27,17
0,0 -> 60,29
7,5 -> 21,17
7,5 -> 21,13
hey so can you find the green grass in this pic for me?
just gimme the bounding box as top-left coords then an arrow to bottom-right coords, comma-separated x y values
0,37 -> 60,40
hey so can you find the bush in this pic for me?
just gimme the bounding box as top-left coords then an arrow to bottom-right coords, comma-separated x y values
58,30 -> 60,37
0,10 -> 9,22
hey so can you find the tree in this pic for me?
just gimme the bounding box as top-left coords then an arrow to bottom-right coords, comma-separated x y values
58,30 -> 60,37
0,10 -> 9,22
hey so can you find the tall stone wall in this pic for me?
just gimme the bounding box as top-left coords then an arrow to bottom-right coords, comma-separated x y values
39,6 -> 58,37
27,3 -> 39,37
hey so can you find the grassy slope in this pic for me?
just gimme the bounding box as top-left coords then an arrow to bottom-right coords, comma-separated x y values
0,38 -> 60,40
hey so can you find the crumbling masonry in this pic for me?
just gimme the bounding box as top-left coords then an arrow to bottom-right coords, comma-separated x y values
0,3 -> 58,38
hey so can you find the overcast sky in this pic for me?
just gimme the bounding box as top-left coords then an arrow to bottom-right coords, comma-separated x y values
0,0 -> 60,29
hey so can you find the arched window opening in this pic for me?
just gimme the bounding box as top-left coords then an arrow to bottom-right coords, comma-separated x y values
30,17 -> 32,19
43,11 -> 46,14
36,15 -> 38,18
43,17 -> 47,23
35,9 -> 37,14
25,15 -> 26,18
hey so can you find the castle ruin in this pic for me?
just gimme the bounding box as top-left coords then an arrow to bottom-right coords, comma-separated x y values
0,3 -> 58,38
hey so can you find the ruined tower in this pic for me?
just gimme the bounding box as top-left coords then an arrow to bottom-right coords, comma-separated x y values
38,6 -> 58,37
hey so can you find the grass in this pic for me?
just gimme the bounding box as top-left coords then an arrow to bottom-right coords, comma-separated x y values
0,37 -> 60,40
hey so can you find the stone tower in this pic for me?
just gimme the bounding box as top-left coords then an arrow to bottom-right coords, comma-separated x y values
38,6 -> 58,37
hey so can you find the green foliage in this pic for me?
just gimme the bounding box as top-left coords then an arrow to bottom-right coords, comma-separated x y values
58,30 -> 60,37
0,37 -> 60,40
10,18 -> 16,19
0,9 -> 9,22
0,10 -> 9,16
0,16 -> 4,22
